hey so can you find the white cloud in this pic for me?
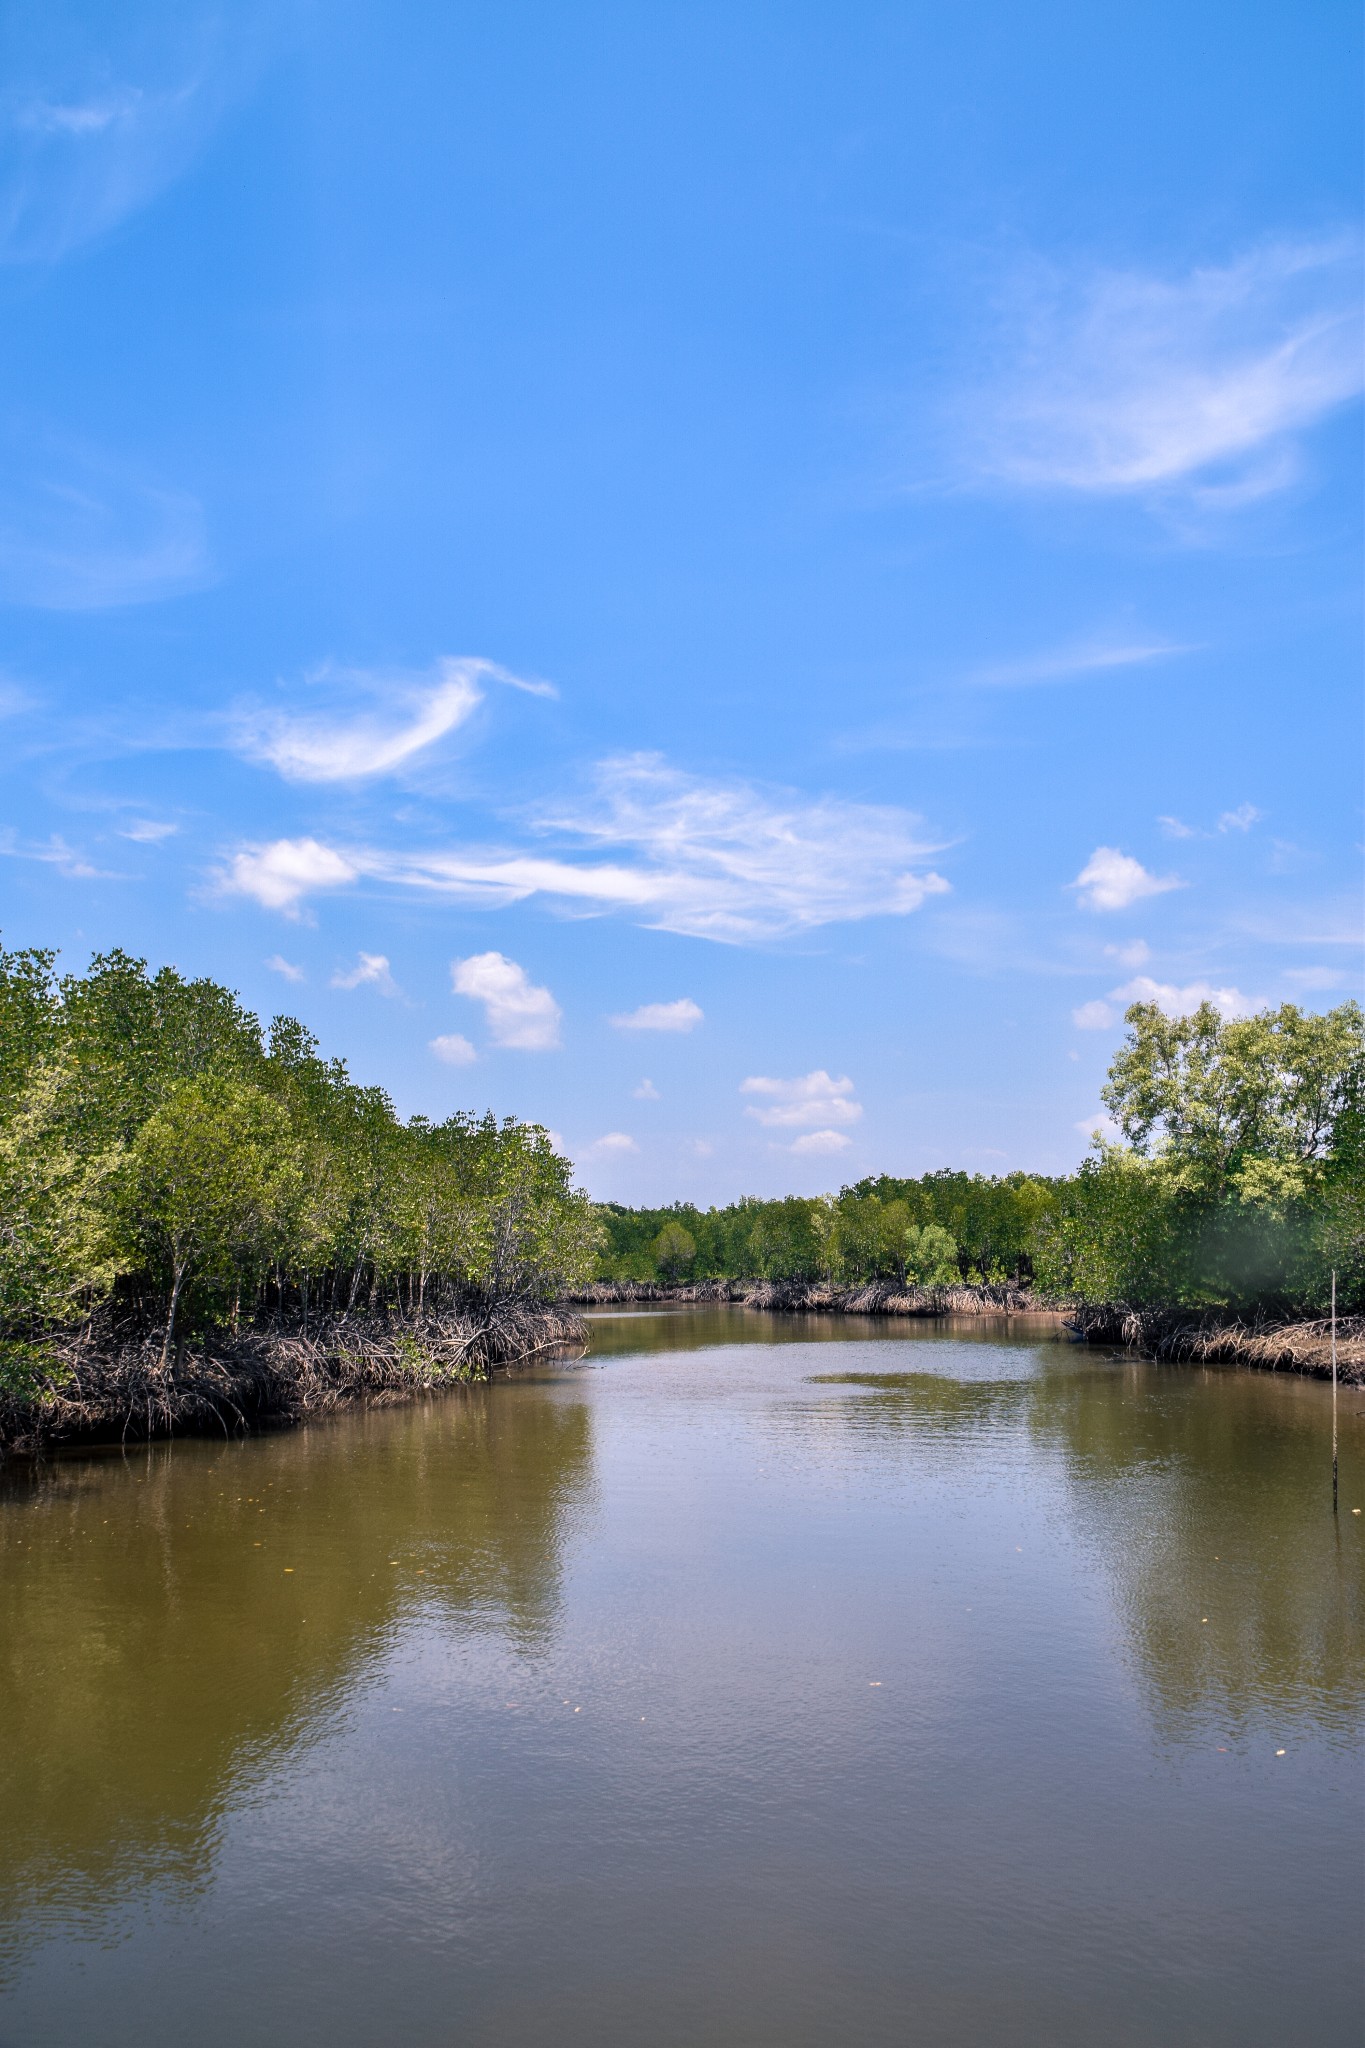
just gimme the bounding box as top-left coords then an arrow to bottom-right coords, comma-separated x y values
120,818 -> 178,843
331,952 -> 399,996
1104,939 -> 1151,969
741,1070 -> 862,1130
590,1132 -> 638,1155
610,997 -> 704,1033
788,1128 -> 853,1156
971,639 -> 1190,688
430,1032 -> 477,1066
222,838 -> 358,916
217,753 -> 951,944
1218,803 -> 1263,833
1070,846 -> 1182,913
0,830 -> 114,880
234,656 -> 551,785
535,754 -> 951,941
632,1079 -> 660,1100
1072,1000 -> 1116,1031
1160,802 -> 1263,840
1111,975 -> 1257,1019
265,953 -> 305,983
452,951 -> 561,1051
1076,1112 -> 1121,1144
973,239 -> 1363,503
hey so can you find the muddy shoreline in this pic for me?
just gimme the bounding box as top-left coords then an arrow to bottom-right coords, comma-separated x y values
0,1304 -> 586,1456
572,1281 -> 1362,1382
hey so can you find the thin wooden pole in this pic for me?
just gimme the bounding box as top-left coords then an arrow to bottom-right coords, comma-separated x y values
1331,1270 -> 1338,1515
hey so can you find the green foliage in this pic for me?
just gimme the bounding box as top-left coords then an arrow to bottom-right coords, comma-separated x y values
903,1223 -> 960,1287
651,1220 -> 696,1283
597,1000 -> 1363,1317
0,940 -> 602,1365
1036,999 -> 1365,1312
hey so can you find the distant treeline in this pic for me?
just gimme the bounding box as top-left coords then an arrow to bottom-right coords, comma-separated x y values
0,944 -> 600,1397
598,999 -> 1365,1316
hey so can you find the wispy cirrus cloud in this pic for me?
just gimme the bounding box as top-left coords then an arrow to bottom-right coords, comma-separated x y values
1069,846 -> 1182,913
969,639 -> 1191,688
234,657 -> 553,784
0,829 -> 118,879
0,429 -> 208,609
0,10 -> 281,265
968,239 -> 1363,506
218,753 -> 951,943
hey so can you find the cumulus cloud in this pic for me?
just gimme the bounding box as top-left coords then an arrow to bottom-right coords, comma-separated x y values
221,837 -> 358,916
972,239 -> 1363,504
1076,1112 -> 1121,1144
590,1132 -> 638,1155
741,1070 -> 862,1130
217,753 -> 951,944
452,952 -> 561,1051
1111,975 -> 1256,1019
610,997 -> 704,1033
632,1079 -> 660,1100
789,1129 -> 853,1156
430,1032 -> 477,1066
1075,973 -> 1257,1028
1070,847 -> 1182,913
331,952 -> 399,996
234,656 -> 551,784
265,953 -> 304,983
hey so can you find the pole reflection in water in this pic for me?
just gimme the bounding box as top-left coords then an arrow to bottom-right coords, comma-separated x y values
0,1308 -> 1360,2048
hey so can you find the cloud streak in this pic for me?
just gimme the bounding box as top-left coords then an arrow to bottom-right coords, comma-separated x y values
235,656 -> 552,784
970,639 -> 1191,688
219,754 -> 951,942
971,239 -> 1363,505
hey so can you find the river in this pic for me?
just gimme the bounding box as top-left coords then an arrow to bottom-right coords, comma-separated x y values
1,1307 -> 1361,2045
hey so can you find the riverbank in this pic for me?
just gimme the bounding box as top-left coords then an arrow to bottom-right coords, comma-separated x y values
1068,1305 -> 1365,1384
0,1304 -> 585,1455
574,1281 -> 1363,1383
571,1278 -> 1042,1315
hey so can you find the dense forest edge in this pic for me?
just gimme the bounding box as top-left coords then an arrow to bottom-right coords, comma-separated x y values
585,994 -> 1364,1380
2,940 -> 1362,1452
0,944 -> 598,1451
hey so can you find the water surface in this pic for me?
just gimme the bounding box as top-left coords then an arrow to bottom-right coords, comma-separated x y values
2,1309 -> 1361,2045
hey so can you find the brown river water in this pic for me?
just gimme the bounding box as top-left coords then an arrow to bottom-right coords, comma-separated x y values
1,1307 -> 1361,2046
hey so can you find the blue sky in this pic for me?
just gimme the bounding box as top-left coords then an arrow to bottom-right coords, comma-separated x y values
1,0 -> 1361,1201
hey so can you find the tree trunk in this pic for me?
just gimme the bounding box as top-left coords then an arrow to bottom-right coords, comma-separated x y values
162,1259 -> 187,1367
